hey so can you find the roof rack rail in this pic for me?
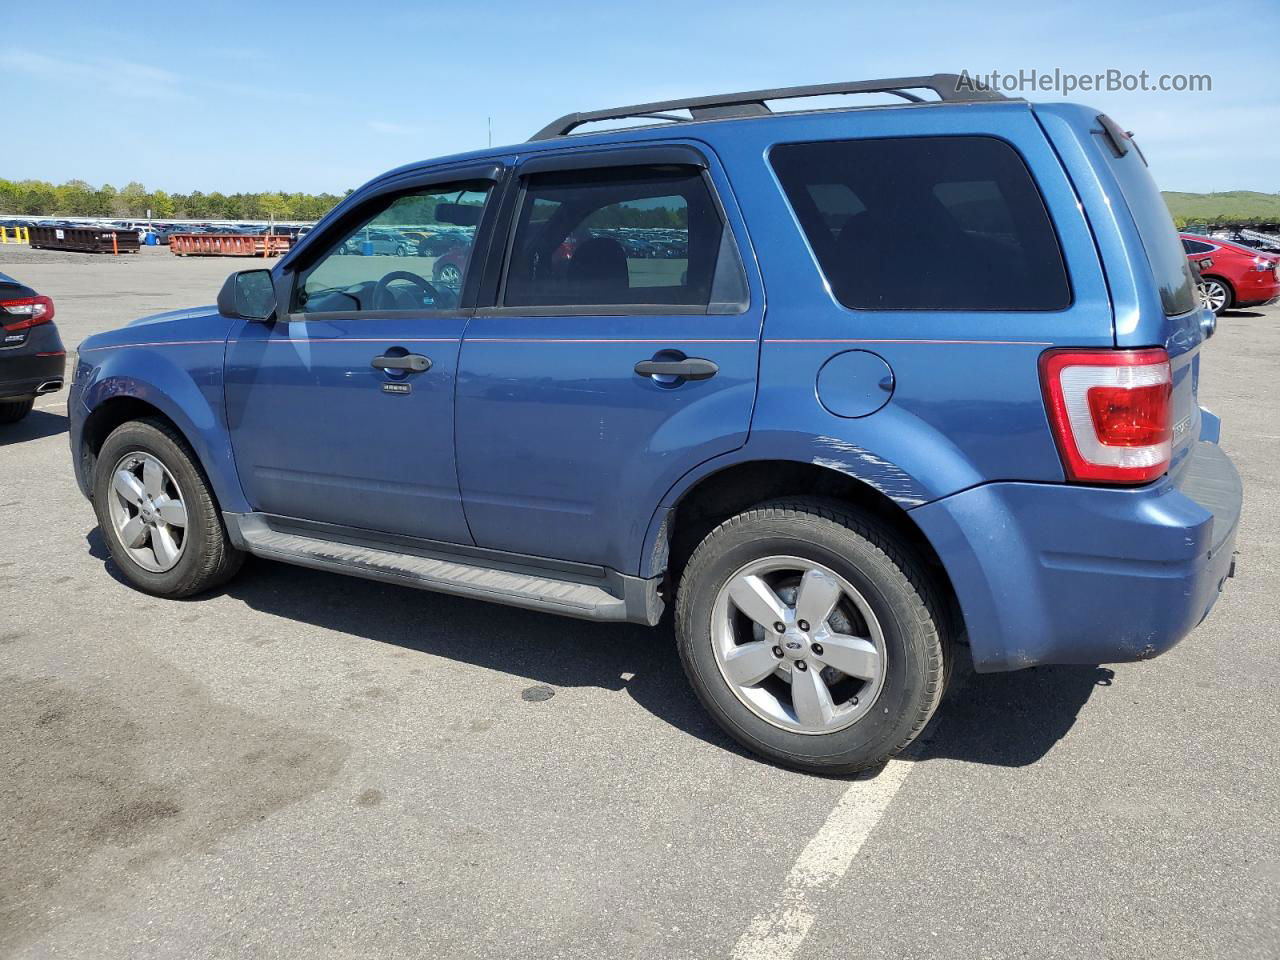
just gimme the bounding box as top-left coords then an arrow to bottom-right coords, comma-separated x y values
529,73 -> 1010,141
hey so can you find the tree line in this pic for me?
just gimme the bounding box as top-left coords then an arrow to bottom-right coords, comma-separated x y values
0,177 -> 350,222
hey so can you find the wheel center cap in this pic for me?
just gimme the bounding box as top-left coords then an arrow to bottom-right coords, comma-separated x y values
780,629 -> 807,659
140,500 -> 157,523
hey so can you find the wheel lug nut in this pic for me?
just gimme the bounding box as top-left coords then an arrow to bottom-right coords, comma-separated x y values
811,643 -> 823,656
771,645 -> 784,659
795,660 -> 808,672
773,622 -> 786,634
798,620 -> 810,632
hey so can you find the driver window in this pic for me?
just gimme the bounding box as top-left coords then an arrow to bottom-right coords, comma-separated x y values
294,180 -> 492,314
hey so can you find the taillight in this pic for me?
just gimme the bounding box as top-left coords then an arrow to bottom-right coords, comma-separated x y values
1,295 -> 55,332
1039,348 -> 1172,485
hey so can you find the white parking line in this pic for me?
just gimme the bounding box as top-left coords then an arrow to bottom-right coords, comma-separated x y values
730,758 -> 913,960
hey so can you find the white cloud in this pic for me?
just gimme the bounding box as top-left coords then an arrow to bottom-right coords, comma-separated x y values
0,48 -> 190,102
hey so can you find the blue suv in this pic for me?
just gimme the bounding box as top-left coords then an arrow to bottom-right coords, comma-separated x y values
69,75 -> 1242,773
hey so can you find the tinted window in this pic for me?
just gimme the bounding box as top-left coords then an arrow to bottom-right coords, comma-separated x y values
295,180 -> 491,314
771,137 -> 1070,311
1182,238 -> 1214,255
503,165 -> 744,310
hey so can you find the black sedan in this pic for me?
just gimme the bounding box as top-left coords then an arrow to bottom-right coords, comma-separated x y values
1,271 -> 65,423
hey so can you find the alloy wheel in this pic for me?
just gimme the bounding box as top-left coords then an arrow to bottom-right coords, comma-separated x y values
1199,279 -> 1228,314
106,451 -> 189,573
710,556 -> 887,735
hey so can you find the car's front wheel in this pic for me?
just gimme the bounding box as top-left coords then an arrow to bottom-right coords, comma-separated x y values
676,498 -> 946,775
0,397 -> 34,423
92,418 -> 244,597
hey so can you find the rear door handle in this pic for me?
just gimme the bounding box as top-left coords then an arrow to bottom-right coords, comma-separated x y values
372,353 -> 431,372
634,357 -> 719,381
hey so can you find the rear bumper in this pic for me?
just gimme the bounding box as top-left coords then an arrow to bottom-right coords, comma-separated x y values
0,326 -> 66,400
913,436 -> 1242,672
1230,271 -> 1280,307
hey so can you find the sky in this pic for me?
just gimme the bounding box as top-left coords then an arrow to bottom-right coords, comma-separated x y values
1,0 -> 1277,196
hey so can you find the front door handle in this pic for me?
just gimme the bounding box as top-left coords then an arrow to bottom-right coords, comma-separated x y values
634,357 -> 719,381
372,353 -> 431,373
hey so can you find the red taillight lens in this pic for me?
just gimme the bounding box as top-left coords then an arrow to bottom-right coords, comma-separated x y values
1040,348 -> 1172,485
1,295 -> 55,332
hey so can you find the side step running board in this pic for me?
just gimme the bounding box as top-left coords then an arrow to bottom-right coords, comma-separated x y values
225,513 -> 661,624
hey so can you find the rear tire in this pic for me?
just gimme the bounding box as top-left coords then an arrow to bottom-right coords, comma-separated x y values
1199,277 -> 1233,315
675,497 -> 946,775
92,418 -> 244,597
0,398 -> 34,423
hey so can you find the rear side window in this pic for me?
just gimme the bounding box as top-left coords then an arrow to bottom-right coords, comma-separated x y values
1182,238 -> 1214,255
502,164 -> 746,312
770,136 -> 1071,311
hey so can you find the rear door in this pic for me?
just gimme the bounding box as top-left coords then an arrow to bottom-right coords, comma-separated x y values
454,144 -> 763,573
225,165 -> 502,544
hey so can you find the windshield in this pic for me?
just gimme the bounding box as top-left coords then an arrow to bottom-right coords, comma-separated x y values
1100,118 -> 1197,316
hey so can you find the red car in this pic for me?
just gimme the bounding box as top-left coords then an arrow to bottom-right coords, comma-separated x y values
1181,233 -> 1280,315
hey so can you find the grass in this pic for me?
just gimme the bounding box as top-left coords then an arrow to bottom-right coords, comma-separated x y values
1163,191 -> 1280,227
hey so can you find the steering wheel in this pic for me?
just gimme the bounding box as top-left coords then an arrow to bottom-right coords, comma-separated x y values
372,270 -> 442,310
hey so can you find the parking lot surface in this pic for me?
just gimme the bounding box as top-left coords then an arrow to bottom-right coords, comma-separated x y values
2,245 -> 1277,960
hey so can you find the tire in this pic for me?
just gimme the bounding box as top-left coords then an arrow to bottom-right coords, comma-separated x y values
395,244 -> 408,257
1199,277 -> 1233,316
436,263 -> 462,287
675,497 -> 946,775
92,418 -> 244,597
0,397 -> 34,423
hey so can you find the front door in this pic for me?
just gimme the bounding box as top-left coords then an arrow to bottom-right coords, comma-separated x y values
225,174 -> 497,544
454,148 -> 763,573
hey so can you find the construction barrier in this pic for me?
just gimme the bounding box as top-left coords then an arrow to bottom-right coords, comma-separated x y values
29,226 -> 140,254
169,234 -> 291,257
0,226 -> 30,244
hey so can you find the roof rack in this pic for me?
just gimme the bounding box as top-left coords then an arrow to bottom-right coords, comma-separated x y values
529,73 -> 1010,141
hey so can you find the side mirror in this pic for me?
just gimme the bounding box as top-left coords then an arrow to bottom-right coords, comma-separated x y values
217,269 -> 277,321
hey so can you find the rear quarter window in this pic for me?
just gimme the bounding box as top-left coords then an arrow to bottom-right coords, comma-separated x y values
770,136 -> 1071,311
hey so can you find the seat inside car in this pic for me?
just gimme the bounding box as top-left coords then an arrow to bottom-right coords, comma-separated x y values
567,237 -> 629,298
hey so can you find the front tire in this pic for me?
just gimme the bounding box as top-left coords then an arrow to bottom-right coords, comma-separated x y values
0,397 -> 34,423
675,498 -> 946,775
92,418 -> 244,597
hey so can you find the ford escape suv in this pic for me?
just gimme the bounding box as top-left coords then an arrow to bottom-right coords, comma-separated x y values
68,75 -> 1242,774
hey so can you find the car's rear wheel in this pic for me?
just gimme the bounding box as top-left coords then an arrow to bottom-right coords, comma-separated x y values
1199,277 -> 1232,315
675,498 -> 946,775
436,263 -> 462,287
0,397 -> 34,423
92,418 -> 243,597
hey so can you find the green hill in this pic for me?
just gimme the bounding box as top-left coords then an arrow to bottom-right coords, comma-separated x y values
1162,191 -> 1280,226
